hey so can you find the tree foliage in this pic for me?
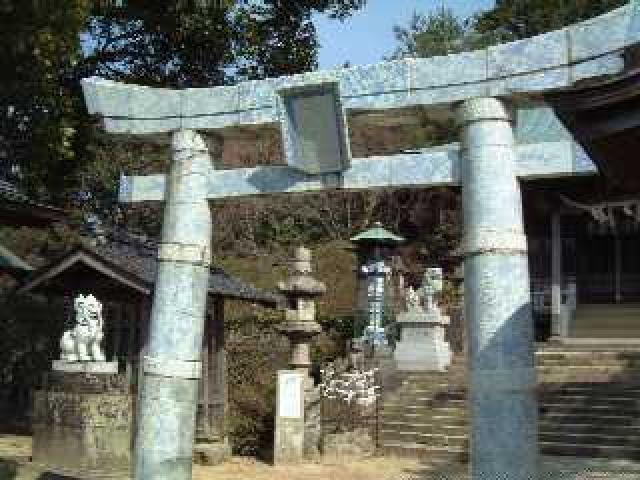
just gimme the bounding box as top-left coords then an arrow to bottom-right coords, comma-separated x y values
0,1 -> 89,202
83,0 -> 367,87
393,0 -> 628,61
390,6 -> 509,60
474,0 -> 627,39
0,0 -> 367,214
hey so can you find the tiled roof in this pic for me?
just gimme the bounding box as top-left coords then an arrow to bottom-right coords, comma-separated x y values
90,239 -> 281,304
0,180 -> 65,225
18,233 -> 282,306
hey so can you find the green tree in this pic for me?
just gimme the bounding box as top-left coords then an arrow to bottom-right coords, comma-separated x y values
74,0 -> 368,230
0,1 -> 90,202
1,1 -> 368,207
391,6 -> 508,60
474,0 -> 627,39
392,1 -> 627,61
82,0 -> 367,87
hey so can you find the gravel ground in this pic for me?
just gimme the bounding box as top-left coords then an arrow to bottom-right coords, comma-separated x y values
2,435 -> 640,480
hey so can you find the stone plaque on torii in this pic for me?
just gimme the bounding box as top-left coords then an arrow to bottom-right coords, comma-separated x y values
80,4 -> 640,479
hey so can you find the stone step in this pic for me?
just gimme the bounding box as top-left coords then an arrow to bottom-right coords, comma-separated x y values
385,395 -> 640,408
381,421 -> 467,435
539,422 -> 640,436
381,398 -> 467,408
537,372 -> 640,383
539,404 -> 640,416
539,442 -> 640,460
397,380 -> 467,389
392,389 -> 467,399
535,354 -> 640,366
538,391 -> 640,407
381,404 -> 466,415
539,342 -> 640,348
380,412 -> 467,427
401,371 -> 640,383
537,368 -> 640,376
538,382 -> 640,393
544,364 -> 638,371
382,442 -> 640,461
400,371 -> 468,376
379,442 -> 469,462
536,349 -> 640,356
536,365 -> 636,374
399,376 -> 468,385
539,413 -> 638,427
379,428 -> 640,447
380,430 -> 468,448
383,394 -> 640,408
539,432 -> 640,447
399,352 -> 640,367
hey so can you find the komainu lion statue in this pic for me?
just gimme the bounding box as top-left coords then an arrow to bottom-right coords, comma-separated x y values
60,294 -> 105,362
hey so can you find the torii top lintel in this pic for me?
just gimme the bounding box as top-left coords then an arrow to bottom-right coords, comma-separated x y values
83,2 -> 639,135
82,2 -> 638,199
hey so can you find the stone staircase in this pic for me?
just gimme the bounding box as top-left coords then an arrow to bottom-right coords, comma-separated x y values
379,355 -> 469,462
379,345 -> 640,461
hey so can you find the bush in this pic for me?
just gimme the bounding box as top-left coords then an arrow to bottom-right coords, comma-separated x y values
0,294 -> 65,428
226,326 -> 289,456
226,310 -> 354,456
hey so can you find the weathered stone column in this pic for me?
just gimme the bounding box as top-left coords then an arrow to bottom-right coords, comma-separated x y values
134,130 -> 214,480
457,98 -> 538,479
277,247 -> 325,383
276,247 -> 325,459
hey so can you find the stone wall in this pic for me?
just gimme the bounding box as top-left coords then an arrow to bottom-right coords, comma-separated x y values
31,372 -> 132,477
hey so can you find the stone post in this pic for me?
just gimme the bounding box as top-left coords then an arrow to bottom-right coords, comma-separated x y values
277,247 -> 325,383
133,130 -> 214,480
457,98 -> 538,479
276,247 -> 325,458
274,370 -> 305,464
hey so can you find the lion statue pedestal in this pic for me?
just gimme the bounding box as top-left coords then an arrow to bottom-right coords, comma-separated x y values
394,268 -> 452,372
32,293 -> 129,478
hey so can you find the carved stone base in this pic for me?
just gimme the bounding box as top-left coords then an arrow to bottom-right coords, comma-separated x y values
193,439 -> 232,465
394,310 -> 452,372
52,360 -> 118,374
31,372 -> 132,477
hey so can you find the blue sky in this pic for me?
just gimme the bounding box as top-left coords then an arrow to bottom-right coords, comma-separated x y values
313,0 -> 495,69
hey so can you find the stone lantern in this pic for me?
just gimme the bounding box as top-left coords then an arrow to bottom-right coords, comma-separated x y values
350,222 -> 404,349
277,247 -> 325,383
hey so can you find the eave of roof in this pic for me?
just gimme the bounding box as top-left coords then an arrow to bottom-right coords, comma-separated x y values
0,242 -> 33,272
546,68 -> 640,191
16,241 -> 282,306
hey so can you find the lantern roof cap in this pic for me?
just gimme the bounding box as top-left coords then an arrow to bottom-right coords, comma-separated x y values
350,222 -> 404,245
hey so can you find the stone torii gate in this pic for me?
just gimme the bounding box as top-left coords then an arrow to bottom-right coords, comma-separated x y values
81,3 -> 640,479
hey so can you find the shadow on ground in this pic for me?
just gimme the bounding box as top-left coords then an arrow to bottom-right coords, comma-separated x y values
0,458 -> 82,480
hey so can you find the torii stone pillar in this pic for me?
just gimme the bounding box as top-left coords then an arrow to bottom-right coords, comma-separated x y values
134,130 -> 214,480
457,98 -> 538,479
